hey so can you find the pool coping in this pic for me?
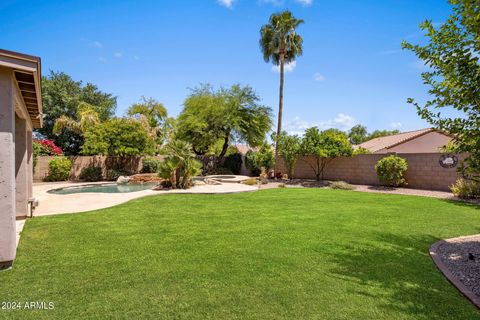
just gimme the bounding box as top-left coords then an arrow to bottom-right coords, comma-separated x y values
46,182 -> 158,194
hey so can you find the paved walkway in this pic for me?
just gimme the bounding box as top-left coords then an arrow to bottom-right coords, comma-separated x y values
33,181 -> 257,216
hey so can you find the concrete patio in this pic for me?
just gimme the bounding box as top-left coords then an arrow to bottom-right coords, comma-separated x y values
32,181 -> 258,216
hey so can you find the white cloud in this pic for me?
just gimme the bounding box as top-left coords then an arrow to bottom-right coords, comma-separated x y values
313,72 -> 325,81
98,57 -> 107,63
272,60 -> 296,73
259,0 -> 284,6
295,0 -> 313,6
391,122 -> 402,129
89,41 -> 103,48
113,52 -> 123,58
284,113 -> 356,135
217,0 -> 235,8
133,55 -> 140,60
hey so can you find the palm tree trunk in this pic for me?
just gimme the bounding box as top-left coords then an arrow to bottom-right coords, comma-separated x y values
274,54 -> 285,178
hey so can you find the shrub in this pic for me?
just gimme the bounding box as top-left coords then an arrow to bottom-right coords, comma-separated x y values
222,152 -> 242,175
33,139 -> 63,172
329,181 -> 356,190
242,178 -> 258,186
259,167 -> 269,184
142,157 -> 161,173
450,178 -> 480,199
375,155 -> 408,187
278,183 -> 286,188
80,166 -> 103,182
245,145 -> 274,176
353,147 -> 371,155
45,157 -> 72,181
106,169 -> 128,181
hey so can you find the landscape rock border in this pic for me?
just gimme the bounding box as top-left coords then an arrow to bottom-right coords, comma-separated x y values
429,235 -> 480,310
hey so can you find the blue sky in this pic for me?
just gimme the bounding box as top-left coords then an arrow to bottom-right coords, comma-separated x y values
1,0 -> 452,134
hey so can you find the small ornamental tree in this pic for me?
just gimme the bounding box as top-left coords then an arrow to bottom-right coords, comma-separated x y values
300,127 -> 353,181
276,131 -> 301,179
375,155 -> 408,187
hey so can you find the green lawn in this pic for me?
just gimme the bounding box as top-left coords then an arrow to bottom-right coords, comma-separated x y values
1,189 -> 479,319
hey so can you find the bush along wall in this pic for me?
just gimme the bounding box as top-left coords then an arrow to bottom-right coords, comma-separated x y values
44,157 -> 73,182
374,155 -> 408,187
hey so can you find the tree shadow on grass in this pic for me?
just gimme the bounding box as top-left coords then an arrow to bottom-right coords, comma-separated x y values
440,199 -> 480,210
327,232 -> 480,319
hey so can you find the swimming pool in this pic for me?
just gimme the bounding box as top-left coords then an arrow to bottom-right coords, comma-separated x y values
47,183 -> 158,195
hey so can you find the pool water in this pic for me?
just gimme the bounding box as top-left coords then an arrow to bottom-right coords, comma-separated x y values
48,183 -> 158,195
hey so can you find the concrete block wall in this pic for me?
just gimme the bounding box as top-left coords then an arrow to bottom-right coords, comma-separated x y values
277,153 -> 465,191
34,156 -> 164,182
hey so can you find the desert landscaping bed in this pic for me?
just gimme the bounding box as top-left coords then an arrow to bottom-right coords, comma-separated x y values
430,235 -> 480,309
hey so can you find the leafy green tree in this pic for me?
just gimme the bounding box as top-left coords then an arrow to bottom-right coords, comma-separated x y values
38,71 -> 116,155
348,125 -> 400,145
276,131 -> 302,179
300,127 -> 353,180
368,129 -> 400,140
260,10 -> 304,173
177,84 -> 272,164
402,0 -> 480,180
352,147 -> 372,155
348,125 -> 368,145
81,118 -> 154,156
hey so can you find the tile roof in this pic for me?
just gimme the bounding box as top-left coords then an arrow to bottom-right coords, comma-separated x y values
355,128 -> 434,153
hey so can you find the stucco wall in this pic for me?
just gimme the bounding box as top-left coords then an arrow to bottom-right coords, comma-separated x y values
34,156 -> 164,181
277,153 -> 465,191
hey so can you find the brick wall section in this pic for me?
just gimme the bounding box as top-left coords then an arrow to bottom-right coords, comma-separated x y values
277,153 -> 466,191
34,156 -> 164,182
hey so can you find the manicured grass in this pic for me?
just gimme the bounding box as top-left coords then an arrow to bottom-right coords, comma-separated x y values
1,189 -> 479,319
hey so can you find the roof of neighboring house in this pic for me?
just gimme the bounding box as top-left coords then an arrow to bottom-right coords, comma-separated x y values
355,128 -> 442,153
0,49 -> 43,128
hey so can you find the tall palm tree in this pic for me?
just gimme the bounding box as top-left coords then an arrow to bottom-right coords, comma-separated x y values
53,102 -> 100,135
260,10 -> 304,175
127,97 -> 169,150
126,96 -> 167,128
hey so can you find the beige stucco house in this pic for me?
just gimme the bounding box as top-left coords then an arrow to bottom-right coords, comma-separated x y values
0,49 -> 42,269
355,128 -> 452,154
